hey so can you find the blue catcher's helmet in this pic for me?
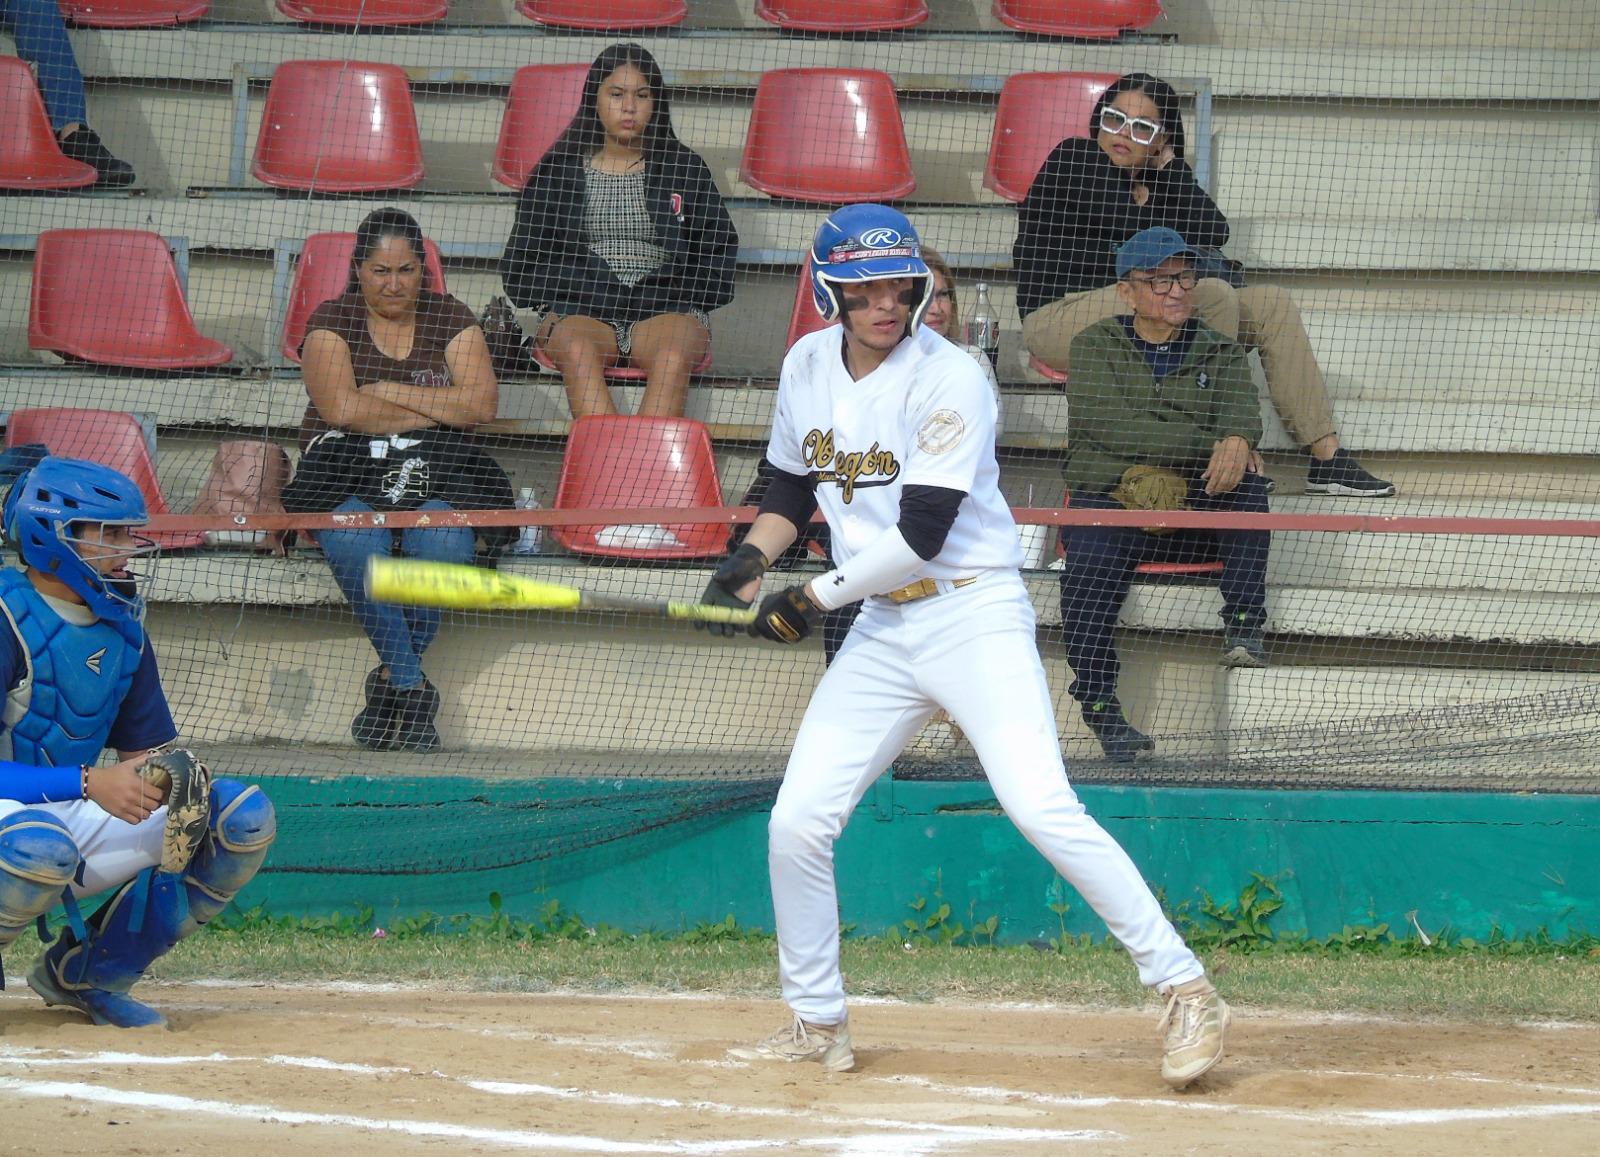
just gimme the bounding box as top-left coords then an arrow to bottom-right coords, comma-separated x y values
2,457 -> 155,623
808,203 -> 933,328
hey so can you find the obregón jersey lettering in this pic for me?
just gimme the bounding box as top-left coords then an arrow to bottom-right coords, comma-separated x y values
768,324 -> 1023,582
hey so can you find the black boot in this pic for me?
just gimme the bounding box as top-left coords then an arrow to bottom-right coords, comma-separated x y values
389,680 -> 441,753
58,126 -> 136,188
351,666 -> 398,750
1082,699 -> 1155,764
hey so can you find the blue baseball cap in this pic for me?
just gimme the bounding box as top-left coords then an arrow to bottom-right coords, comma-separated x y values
1115,227 -> 1198,279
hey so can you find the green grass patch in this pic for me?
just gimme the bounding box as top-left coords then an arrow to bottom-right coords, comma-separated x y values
103,929 -> 1598,1023
17,873 -> 1586,1024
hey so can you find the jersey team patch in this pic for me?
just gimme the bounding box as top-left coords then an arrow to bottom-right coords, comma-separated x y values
916,409 -> 966,455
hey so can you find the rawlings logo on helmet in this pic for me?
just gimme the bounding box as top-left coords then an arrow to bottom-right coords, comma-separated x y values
858,226 -> 904,249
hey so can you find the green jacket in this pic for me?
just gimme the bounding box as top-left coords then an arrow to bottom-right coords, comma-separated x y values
1063,316 -> 1261,495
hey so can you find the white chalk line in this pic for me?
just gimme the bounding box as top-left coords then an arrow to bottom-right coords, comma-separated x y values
9,1037 -> 1600,1139
67,980 -> 1597,1032
879,1074 -> 1600,1129
1318,1068 -> 1600,1099
0,1047 -> 1116,1152
2,1076 -> 1123,1154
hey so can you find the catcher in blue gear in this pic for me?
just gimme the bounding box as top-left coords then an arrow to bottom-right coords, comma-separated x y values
0,455 -> 275,1028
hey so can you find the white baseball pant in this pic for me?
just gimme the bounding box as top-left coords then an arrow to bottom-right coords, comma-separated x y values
0,798 -> 165,895
767,570 -> 1204,1025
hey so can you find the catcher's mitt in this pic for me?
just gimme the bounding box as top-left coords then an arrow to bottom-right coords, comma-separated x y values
1110,465 -> 1190,535
139,748 -> 213,874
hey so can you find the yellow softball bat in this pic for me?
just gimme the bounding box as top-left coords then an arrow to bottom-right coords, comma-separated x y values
364,558 -> 758,626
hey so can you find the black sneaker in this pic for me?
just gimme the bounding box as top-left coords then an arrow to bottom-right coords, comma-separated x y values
1081,700 -> 1155,764
1221,620 -> 1267,668
351,666 -> 398,751
57,126 -> 136,188
1305,449 -> 1395,497
389,681 -> 442,753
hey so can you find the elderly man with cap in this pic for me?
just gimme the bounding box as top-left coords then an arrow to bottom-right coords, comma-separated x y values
1057,226 -> 1272,763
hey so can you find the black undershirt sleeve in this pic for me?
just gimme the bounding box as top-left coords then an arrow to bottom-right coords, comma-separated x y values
758,466 -> 819,531
898,484 -> 966,560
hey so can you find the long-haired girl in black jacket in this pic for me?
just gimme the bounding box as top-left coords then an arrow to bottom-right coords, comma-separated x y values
500,43 -> 739,419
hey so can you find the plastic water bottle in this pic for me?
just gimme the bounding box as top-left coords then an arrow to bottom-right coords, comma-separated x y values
965,281 -> 1001,369
510,487 -> 543,555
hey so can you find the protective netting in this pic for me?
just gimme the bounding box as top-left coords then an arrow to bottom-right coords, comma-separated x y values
1,3 -> 1597,877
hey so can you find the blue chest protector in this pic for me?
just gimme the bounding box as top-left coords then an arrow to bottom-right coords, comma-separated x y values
0,569 -> 145,768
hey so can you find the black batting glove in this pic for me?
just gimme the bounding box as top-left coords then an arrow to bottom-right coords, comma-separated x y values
750,584 -> 823,645
699,542 -> 768,638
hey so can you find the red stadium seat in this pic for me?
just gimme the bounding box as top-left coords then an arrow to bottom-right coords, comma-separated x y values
29,230 -> 232,370
251,61 -> 424,193
491,63 -> 590,191
4,409 -> 205,550
984,71 -> 1119,202
551,417 -> 725,560
281,232 -> 448,364
55,0 -> 207,25
1054,490 -> 1223,575
515,0 -> 686,29
784,262 -> 830,352
992,0 -> 1162,38
276,0 -> 447,25
740,69 -> 915,204
0,57 -> 97,190
755,0 -> 928,31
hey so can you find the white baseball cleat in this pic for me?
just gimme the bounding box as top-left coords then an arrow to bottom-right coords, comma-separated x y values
729,1014 -> 855,1072
1158,976 -> 1230,1088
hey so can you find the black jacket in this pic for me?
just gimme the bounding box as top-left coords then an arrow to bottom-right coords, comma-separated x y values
1013,138 -> 1230,317
499,141 -> 739,323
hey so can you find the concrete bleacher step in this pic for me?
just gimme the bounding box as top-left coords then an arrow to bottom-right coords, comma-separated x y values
73,32 -> 1599,99
153,595 -> 1600,761
145,529 -> 1600,646
17,199 -> 1597,274
1216,668 -> 1593,777
6,356 -> 1596,459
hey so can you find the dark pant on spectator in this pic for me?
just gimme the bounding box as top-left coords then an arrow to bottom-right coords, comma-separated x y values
1058,473 -> 1271,707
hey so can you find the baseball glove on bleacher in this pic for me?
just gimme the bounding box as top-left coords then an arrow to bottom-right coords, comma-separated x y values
1111,465 -> 1190,535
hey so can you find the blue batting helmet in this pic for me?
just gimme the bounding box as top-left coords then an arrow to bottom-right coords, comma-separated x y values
3,457 -> 155,623
808,203 -> 933,327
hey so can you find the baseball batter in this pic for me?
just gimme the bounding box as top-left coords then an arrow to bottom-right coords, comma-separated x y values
700,205 -> 1228,1088
0,456 -> 276,1028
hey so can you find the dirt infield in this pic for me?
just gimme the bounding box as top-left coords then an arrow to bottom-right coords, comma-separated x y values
2,983 -> 1596,1155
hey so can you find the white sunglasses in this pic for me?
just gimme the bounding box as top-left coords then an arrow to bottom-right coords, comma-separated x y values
1100,107 -> 1164,147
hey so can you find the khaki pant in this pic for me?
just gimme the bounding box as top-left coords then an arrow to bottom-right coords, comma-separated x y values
1021,281 -> 1337,447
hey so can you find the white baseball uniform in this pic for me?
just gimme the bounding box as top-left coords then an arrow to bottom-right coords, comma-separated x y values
763,323 -> 1204,1025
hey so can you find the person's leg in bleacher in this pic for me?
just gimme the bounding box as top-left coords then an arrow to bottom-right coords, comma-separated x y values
0,0 -> 135,186
1184,473 -> 1272,667
1186,280 -> 1395,498
319,498 -> 473,753
627,311 -> 709,419
1057,491 -> 1158,763
1019,284 -> 1126,372
538,314 -> 622,419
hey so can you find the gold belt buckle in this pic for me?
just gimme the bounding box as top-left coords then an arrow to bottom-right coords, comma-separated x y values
886,577 -> 976,604
886,578 -> 936,604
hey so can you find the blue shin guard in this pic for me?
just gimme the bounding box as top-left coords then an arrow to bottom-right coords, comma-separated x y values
29,780 -> 275,1027
0,810 -> 81,979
